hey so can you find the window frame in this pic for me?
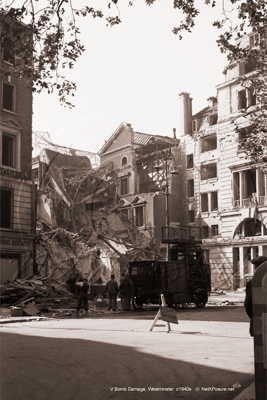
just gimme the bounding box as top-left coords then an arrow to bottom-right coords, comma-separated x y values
120,177 -> 128,196
188,210 -> 195,223
200,163 -> 217,181
187,154 -> 194,169
134,206 -> 144,227
187,179 -> 194,198
0,128 -> 21,170
0,187 -> 13,229
201,134 -> 217,153
2,81 -> 16,113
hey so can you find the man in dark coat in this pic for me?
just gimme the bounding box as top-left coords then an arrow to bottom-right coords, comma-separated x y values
106,274 -> 119,311
76,278 -> 89,316
244,256 -> 267,336
119,273 -> 131,311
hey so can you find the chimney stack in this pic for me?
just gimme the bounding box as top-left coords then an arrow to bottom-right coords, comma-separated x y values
173,128 -> 176,139
179,92 -> 192,136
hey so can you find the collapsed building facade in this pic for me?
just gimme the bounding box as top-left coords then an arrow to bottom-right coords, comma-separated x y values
32,140 -> 160,286
178,31 -> 267,289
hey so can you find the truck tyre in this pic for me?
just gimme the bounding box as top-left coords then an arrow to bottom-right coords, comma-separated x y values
132,295 -> 143,310
194,290 -> 207,308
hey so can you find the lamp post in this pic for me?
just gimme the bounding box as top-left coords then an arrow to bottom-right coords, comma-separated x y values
154,146 -> 179,261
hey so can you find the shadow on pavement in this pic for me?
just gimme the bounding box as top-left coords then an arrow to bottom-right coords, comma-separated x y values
89,306 -> 249,323
1,331 -> 253,400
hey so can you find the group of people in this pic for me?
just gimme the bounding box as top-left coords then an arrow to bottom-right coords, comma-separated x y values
106,273 -> 134,312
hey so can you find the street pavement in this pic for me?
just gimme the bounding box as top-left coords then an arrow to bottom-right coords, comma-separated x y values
0,303 -> 255,400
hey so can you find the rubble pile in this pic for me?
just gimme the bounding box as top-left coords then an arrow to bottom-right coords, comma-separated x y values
0,275 -> 75,308
35,150 -> 160,285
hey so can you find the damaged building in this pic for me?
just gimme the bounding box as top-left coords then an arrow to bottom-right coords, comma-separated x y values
178,31 -> 267,289
98,123 -> 182,260
32,141 -> 159,287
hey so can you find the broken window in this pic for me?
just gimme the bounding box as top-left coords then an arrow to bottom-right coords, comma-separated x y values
201,193 -> 208,213
201,135 -> 217,153
188,210 -> 195,223
201,163 -> 217,181
188,179 -> 194,198
211,225 -> 219,236
238,90 -> 247,110
249,33 -> 260,48
209,114 -> 218,126
187,154 -> 194,169
135,206 -> 143,227
0,188 -> 12,228
210,191 -> 218,211
202,226 -> 209,239
120,177 -> 128,195
2,133 -> 15,168
243,170 -> 257,204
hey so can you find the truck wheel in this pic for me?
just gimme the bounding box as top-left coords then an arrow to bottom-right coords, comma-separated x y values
194,290 -> 207,308
132,296 -> 143,310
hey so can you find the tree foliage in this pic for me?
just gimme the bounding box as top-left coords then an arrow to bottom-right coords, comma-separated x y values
0,0 -> 266,168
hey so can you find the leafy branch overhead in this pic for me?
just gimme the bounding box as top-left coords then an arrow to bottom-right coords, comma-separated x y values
1,1 -> 267,168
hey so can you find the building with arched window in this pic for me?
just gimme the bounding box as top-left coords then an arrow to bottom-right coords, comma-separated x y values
178,32 -> 267,289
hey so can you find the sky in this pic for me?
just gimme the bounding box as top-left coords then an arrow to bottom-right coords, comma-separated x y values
32,1 -> 234,155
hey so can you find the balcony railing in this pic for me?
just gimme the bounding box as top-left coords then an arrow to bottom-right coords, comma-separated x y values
243,197 -> 257,207
162,225 -> 202,244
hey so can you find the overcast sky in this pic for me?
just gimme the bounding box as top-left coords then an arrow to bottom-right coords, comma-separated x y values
32,1 -> 233,154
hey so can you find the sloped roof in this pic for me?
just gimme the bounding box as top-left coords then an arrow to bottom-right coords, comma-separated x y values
98,122 -> 179,155
39,148 -> 91,169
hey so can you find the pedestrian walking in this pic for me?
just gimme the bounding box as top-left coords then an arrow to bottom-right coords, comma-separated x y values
106,274 -> 119,311
119,273 -> 131,311
76,278 -> 89,316
127,274 -> 135,311
244,256 -> 267,336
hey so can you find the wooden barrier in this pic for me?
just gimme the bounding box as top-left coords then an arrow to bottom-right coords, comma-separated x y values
149,294 -> 178,332
252,261 -> 267,400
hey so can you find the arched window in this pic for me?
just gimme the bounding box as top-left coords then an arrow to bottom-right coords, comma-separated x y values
234,218 -> 267,238
121,156 -> 127,166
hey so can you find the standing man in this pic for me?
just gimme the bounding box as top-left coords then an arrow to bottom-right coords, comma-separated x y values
76,278 -> 89,316
119,273 -> 131,311
127,274 -> 135,311
106,274 -> 118,311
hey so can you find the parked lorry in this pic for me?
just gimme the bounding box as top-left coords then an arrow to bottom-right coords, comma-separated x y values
129,225 -> 211,309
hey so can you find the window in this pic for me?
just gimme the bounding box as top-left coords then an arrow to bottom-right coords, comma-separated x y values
0,188 -> 12,228
187,154 -> 193,169
121,156 -> 127,166
188,179 -> 194,198
135,206 -> 143,227
202,226 -> 209,239
120,177 -> 128,195
192,120 -> 197,132
249,33 -> 260,48
248,90 -> 256,107
238,90 -> 247,110
188,210 -> 195,223
3,37 -> 15,64
211,225 -> 219,236
201,163 -> 217,180
2,133 -> 15,168
244,62 -> 257,74
211,191 -> 218,211
201,193 -> 208,212
201,134 -> 217,153
209,114 -> 218,126
32,168 -> 39,180
3,82 -> 15,112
